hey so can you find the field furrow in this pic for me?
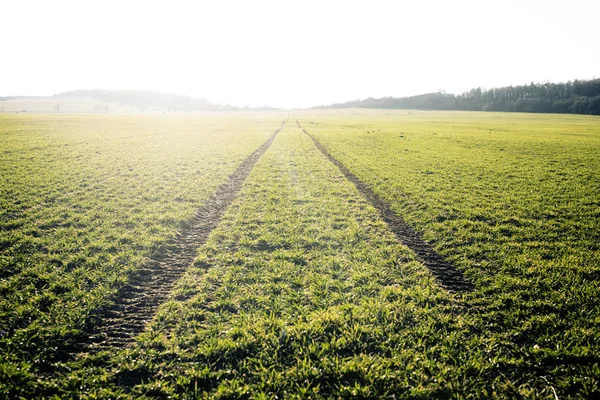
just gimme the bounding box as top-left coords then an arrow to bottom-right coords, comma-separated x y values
83,121 -> 286,352
294,109 -> 600,397
295,118 -> 473,292
0,113 -> 286,396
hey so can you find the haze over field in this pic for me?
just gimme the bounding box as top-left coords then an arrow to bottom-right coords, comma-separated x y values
2,0 -> 599,108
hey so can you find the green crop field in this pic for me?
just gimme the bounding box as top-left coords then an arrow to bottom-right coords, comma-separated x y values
1,110 -> 599,398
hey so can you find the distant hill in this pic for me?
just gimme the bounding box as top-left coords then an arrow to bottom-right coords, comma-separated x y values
317,79 -> 600,115
0,90 -> 278,113
54,90 -> 234,112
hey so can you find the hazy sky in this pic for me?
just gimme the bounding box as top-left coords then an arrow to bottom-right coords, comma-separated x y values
2,0 -> 599,108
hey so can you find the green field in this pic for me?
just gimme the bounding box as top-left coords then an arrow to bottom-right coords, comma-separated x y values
1,110 -> 599,398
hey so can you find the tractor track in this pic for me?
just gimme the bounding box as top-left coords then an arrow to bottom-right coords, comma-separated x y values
296,119 -> 474,292
81,120 -> 286,353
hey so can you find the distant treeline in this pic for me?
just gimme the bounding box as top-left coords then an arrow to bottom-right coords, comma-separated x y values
319,79 -> 600,115
54,90 -> 278,112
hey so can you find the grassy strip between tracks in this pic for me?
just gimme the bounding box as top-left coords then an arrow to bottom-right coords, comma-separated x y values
48,124 -> 580,399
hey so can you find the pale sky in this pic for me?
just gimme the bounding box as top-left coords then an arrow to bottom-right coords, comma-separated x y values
2,0 -> 599,109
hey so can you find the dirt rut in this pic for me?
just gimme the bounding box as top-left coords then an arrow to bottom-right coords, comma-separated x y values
83,120 -> 286,352
296,119 -> 474,292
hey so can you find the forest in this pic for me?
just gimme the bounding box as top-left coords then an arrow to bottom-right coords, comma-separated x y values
320,78 -> 600,115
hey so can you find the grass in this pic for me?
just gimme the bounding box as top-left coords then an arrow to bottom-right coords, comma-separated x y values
53,123 -> 464,398
0,112 -> 284,396
296,109 -> 600,397
0,110 -> 599,398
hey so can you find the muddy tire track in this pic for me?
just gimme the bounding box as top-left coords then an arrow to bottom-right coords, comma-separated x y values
295,119 -> 474,292
82,120 -> 286,352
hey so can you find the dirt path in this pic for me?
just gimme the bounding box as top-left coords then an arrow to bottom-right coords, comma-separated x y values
295,119 -> 473,292
82,120 -> 286,352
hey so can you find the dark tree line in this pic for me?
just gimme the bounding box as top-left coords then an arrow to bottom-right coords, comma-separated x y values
319,79 -> 600,115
